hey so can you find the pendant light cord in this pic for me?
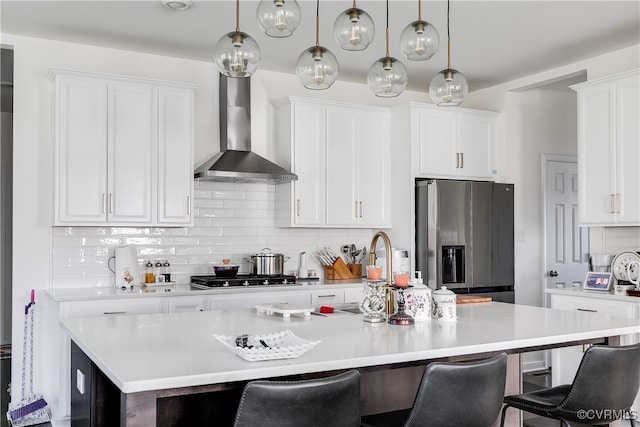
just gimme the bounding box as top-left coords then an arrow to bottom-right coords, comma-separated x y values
315,0 -> 320,47
447,0 -> 451,69
235,0 -> 240,32
385,0 -> 390,57
418,0 -> 422,21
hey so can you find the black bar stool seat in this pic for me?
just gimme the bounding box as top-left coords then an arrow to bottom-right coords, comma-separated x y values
361,353 -> 507,427
232,369 -> 361,427
500,343 -> 640,427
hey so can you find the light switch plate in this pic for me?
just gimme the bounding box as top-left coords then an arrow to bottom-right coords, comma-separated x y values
76,369 -> 85,395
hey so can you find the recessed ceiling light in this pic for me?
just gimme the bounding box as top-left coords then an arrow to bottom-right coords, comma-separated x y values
161,0 -> 193,11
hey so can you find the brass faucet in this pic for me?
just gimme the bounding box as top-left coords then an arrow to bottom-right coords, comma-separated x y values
368,231 -> 394,314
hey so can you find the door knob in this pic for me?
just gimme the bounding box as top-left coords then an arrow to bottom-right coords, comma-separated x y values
549,270 -> 559,277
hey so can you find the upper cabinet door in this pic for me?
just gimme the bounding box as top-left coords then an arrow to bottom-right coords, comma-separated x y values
458,113 -> 493,179
357,109 -> 390,227
157,87 -> 194,225
326,106 -> 358,226
615,74 -> 640,225
108,82 -> 155,224
577,83 -> 616,225
55,76 -> 109,223
292,102 -> 326,227
417,108 -> 457,177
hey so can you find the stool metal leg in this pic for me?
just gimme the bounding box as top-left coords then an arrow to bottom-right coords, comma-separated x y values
499,404 -> 510,427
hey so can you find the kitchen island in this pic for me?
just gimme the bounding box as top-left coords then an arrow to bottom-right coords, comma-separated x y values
62,302 -> 639,427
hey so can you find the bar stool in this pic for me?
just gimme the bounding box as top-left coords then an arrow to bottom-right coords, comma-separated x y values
361,353 -> 507,427
500,343 -> 640,427
232,369 -> 360,427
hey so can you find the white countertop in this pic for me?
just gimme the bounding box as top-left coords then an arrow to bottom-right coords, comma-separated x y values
545,287 -> 640,303
61,302 -> 640,394
46,279 -> 364,302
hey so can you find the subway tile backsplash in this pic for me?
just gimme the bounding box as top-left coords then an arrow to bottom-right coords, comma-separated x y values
51,181 -> 375,288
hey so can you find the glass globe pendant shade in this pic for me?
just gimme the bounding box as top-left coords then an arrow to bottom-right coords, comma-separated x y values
367,56 -> 408,98
213,31 -> 261,78
429,68 -> 468,106
333,8 -> 375,51
296,46 -> 339,90
257,0 -> 301,38
399,20 -> 439,61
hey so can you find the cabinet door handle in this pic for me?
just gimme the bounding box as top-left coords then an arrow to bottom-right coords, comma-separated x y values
359,201 -> 363,218
187,195 -> 191,215
609,194 -> 615,213
455,153 -> 460,168
460,153 -> 464,168
615,193 -> 620,214
102,193 -> 107,213
317,294 -> 337,298
103,311 -> 127,315
109,193 -> 113,213
355,201 -> 358,217
296,199 -> 301,217
576,308 -> 597,313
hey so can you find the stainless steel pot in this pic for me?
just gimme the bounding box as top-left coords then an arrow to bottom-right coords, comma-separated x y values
244,248 -> 290,276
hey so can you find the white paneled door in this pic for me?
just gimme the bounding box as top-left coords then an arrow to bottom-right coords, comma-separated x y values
544,157 -> 590,292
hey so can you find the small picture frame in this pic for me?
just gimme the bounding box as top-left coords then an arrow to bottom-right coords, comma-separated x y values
583,272 -> 612,291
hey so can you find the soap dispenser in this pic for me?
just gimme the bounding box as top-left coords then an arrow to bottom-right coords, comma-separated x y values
298,252 -> 308,279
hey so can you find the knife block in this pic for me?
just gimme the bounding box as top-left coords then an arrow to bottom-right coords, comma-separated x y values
323,258 -> 357,280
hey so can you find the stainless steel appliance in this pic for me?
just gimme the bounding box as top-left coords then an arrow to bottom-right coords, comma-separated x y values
415,179 -> 515,303
193,75 -> 297,182
190,274 -> 299,289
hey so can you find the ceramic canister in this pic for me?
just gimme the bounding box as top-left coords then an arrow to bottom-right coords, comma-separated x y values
405,284 -> 432,321
432,286 -> 457,322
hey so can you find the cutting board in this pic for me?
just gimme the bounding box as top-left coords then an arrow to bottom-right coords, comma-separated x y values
456,295 -> 492,304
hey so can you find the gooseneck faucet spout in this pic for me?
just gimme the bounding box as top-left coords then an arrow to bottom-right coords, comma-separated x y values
368,231 -> 394,314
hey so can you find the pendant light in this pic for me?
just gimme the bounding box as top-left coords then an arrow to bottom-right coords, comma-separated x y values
399,0 -> 439,61
367,0 -> 407,97
333,0 -> 375,51
429,0 -> 468,106
296,0 -> 339,90
213,0 -> 261,77
256,0 -> 301,38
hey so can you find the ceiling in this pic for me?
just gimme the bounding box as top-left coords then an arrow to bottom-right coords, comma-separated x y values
1,1 -> 638,92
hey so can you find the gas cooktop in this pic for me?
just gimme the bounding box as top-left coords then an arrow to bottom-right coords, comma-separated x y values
190,274 -> 299,289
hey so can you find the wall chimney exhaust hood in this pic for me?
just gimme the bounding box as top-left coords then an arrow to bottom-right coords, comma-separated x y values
194,75 -> 297,182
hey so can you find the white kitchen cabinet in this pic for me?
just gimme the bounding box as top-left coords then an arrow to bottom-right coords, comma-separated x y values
275,99 -> 326,227
549,292 -> 640,414
413,104 -> 496,179
51,69 -> 195,226
157,87 -> 195,225
572,69 -> 640,226
166,295 -> 209,312
326,105 -> 390,227
344,286 -> 365,303
211,290 -> 311,310
310,288 -> 344,307
275,97 -> 390,228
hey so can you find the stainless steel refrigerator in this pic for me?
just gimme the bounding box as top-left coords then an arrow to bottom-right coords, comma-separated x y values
415,179 -> 515,303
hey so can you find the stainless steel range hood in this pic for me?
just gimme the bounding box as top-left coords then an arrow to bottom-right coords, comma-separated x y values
194,75 -> 297,182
